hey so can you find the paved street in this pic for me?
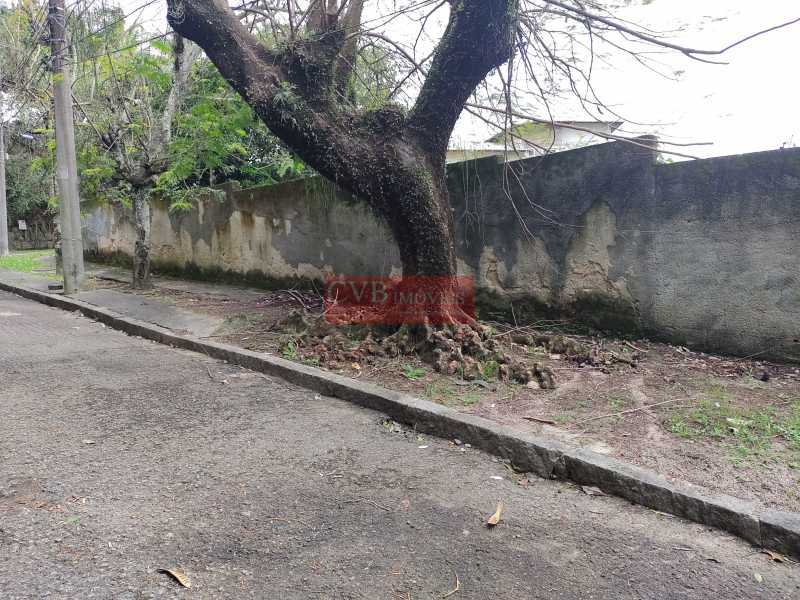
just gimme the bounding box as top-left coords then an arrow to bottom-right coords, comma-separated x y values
1,290 -> 798,599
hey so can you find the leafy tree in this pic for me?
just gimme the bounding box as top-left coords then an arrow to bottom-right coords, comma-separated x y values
1,1 -> 311,274
4,133 -> 55,227
72,22 -> 200,287
155,60 -> 310,211
0,2 -> 57,243
67,6 -> 311,287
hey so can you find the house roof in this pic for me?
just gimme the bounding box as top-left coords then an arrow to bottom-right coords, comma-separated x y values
485,120 -> 623,144
447,141 -> 527,152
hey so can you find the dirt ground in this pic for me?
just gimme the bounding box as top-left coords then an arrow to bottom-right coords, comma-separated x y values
93,277 -> 800,513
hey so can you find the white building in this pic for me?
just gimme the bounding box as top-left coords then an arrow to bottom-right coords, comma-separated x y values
447,120 -> 623,164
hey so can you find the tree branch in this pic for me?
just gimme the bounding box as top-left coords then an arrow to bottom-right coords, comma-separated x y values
407,0 -> 517,157
154,35 -> 201,160
167,0 -> 280,109
333,0 -> 367,97
540,0 -> 800,63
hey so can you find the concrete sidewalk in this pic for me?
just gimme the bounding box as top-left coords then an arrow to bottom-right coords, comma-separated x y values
0,263 -> 225,338
2,290 -> 799,598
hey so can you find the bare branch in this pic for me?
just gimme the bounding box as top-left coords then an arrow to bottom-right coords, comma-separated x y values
333,0 -> 367,96
540,0 -> 800,63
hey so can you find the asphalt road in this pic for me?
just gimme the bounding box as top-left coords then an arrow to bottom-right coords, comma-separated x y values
1,290 -> 798,599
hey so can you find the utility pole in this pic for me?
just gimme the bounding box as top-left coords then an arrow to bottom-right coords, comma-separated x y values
0,114 -> 9,258
0,60 -> 9,258
48,0 -> 84,293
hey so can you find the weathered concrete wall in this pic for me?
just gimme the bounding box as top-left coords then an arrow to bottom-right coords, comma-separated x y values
645,152 -> 800,360
84,179 -> 402,284
84,143 -> 800,361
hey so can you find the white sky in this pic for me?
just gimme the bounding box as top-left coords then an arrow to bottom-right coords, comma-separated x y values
586,0 -> 800,157
92,0 -> 800,158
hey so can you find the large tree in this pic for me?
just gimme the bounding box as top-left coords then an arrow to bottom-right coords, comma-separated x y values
164,0 -> 794,299
87,31 -> 200,288
164,0 -> 520,284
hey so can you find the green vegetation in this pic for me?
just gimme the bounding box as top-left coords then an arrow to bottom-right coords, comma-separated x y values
425,381 -> 481,407
402,364 -> 426,380
425,382 -> 456,404
0,250 -> 54,273
461,394 -> 481,407
607,393 -> 632,412
668,387 -> 800,464
279,337 -> 299,360
480,359 -> 500,382
1,2 -> 313,265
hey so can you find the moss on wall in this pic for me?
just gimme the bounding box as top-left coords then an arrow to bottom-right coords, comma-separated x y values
87,250 -> 322,292
568,291 -> 641,336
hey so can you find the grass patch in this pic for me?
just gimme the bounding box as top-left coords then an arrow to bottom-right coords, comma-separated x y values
279,336 -> 299,360
668,396 -> 800,464
402,364 -> 426,380
426,382 -> 456,404
0,250 -> 54,274
480,359 -> 500,382
425,382 -> 481,408
607,393 -> 632,412
461,394 -> 480,407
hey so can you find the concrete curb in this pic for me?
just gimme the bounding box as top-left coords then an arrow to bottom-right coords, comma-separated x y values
3,278 -> 799,559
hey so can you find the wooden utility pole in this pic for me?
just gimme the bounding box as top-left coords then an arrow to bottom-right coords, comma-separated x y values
48,0 -> 84,292
0,60 -> 9,258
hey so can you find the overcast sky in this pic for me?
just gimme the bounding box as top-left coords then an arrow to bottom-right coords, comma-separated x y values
99,0 -> 800,158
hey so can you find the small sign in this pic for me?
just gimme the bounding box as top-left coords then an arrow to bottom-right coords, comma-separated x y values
17,220 -> 27,230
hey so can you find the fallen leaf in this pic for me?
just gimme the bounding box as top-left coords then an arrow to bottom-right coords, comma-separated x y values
754,572 -> 763,583
486,501 -> 504,527
762,550 -> 788,563
82,439 -> 96,445
580,486 -> 607,497
351,363 -> 361,370
158,568 -> 191,588
442,569 -> 460,598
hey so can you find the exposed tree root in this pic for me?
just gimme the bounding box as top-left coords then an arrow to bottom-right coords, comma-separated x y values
278,301 -> 648,392
277,309 -> 567,389
277,309 -> 643,392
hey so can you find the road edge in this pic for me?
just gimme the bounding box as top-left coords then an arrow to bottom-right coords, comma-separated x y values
2,278 -> 798,560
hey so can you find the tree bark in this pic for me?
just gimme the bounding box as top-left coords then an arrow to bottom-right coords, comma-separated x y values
132,188 -> 152,289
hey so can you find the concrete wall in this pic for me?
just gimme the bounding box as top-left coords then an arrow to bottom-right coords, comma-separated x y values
10,219 -> 56,250
84,142 -> 800,362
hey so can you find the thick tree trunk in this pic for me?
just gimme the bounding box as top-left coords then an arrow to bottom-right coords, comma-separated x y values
132,189 -> 152,289
376,159 -> 456,278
